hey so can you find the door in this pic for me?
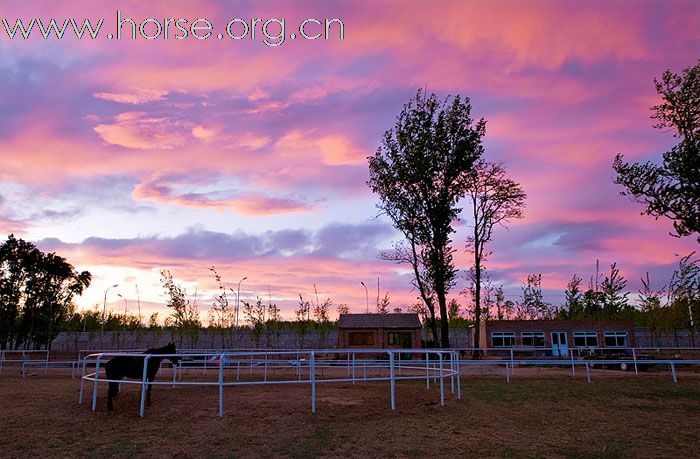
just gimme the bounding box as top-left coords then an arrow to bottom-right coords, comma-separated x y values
551,331 -> 568,357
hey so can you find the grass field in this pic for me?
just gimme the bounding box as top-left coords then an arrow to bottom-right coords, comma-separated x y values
1,369 -> 699,458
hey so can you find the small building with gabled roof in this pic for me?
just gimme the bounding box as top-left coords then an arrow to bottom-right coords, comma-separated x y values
337,313 -> 422,349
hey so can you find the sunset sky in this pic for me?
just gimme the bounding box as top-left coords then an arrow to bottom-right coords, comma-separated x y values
1,0 -> 698,321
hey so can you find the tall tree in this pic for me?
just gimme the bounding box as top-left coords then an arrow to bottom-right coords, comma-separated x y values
368,90 -> 485,347
638,272 -> 665,346
160,270 -> 200,347
464,160 -> 526,355
614,60 -> 700,242
561,274 -> 584,318
494,285 -> 506,320
243,297 -> 266,347
517,274 -> 550,320
295,294 -> 311,347
601,263 -> 630,318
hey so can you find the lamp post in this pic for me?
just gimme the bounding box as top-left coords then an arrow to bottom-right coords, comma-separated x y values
236,277 -> 247,327
135,284 -> 142,328
117,293 -> 128,332
101,284 -> 119,333
360,281 -> 369,313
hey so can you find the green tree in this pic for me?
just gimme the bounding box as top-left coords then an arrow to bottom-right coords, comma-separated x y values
560,274 -> 584,319
368,90 -> 485,347
614,60 -> 700,242
1,235 -> 91,349
638,272 -> 665,346
160,270 -> 200,347
601,263 -> 630,318
377,292 -> 390,314
494,285 -> 506,320
313,297 -> 333,347
447,298 -> 459,320
669,252 -> 700,345
464,159 -> 526,357
336,303 -> 350,316
0,235 -> 39,349
243,297 -> 266,348
208,266 -> 234,347
582,289 -> 604,318
295,294 -> 311,347
517,274 -> 550,320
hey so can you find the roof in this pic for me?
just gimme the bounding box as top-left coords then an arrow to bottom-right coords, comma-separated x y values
338,313 -> 422,329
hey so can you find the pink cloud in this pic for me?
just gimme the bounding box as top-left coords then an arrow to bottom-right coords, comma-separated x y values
93,112 -> 192,150
132,174 -> 316,215
275,130 -> 369,166
93,88 -> 170,105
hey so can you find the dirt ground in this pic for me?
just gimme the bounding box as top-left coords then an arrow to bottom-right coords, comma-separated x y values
1,367 -> 699,458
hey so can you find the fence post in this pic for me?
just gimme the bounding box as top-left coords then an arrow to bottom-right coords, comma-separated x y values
425,351 -> 430,389
455,351 -> 461,400
439,352 -> 445,407
632,348 -> 638,375
670,362 -> 678,383
510,348 -> 515,376
389,351 -> 396,411
219,353 -> 225,417
79,358 -> 88,404
570,349 -> 576,377
505,362 -> 510,384
172,355 -> 177,388
310,351 -> 316,414
139,354 -> 150,417
586,362 -> 591,383
450,352 -> 455,395
351,353 -> 355,384
91,354 -> 103,412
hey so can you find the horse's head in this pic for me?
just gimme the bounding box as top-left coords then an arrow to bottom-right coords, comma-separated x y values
145,342 -> 179,366
163,342 -> 179,366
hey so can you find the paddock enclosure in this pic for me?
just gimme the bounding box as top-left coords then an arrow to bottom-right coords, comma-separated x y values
2,362 -> 699,457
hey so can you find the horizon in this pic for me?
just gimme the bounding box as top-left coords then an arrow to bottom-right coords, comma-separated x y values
1,0 -> 698,322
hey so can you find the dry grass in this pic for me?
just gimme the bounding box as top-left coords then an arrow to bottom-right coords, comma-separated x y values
1,367 -> 699,458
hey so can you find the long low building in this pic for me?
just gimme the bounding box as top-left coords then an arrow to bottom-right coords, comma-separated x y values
475,319 -> 637,356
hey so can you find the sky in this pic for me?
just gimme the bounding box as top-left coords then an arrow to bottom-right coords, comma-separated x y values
0,0 -> 698,322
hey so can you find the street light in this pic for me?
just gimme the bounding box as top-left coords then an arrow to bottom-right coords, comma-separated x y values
236,277 -> 247,327
360,281 -> 369,313
101,284 -> 119,332
117,293 -> 128,332
135,284 -> 142,325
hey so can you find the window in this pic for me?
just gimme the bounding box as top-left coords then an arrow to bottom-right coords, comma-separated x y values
573,332 -> 598,347
387,332 -> 412,347
348,331 -> 374,346
492,332 -> 515,347
604,331 -> 628,347
521,332 -> 545,347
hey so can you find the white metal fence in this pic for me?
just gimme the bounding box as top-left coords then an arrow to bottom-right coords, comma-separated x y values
79,349 -> 462,417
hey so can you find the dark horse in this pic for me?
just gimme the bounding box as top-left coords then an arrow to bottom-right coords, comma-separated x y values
105,343 -> 179,411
